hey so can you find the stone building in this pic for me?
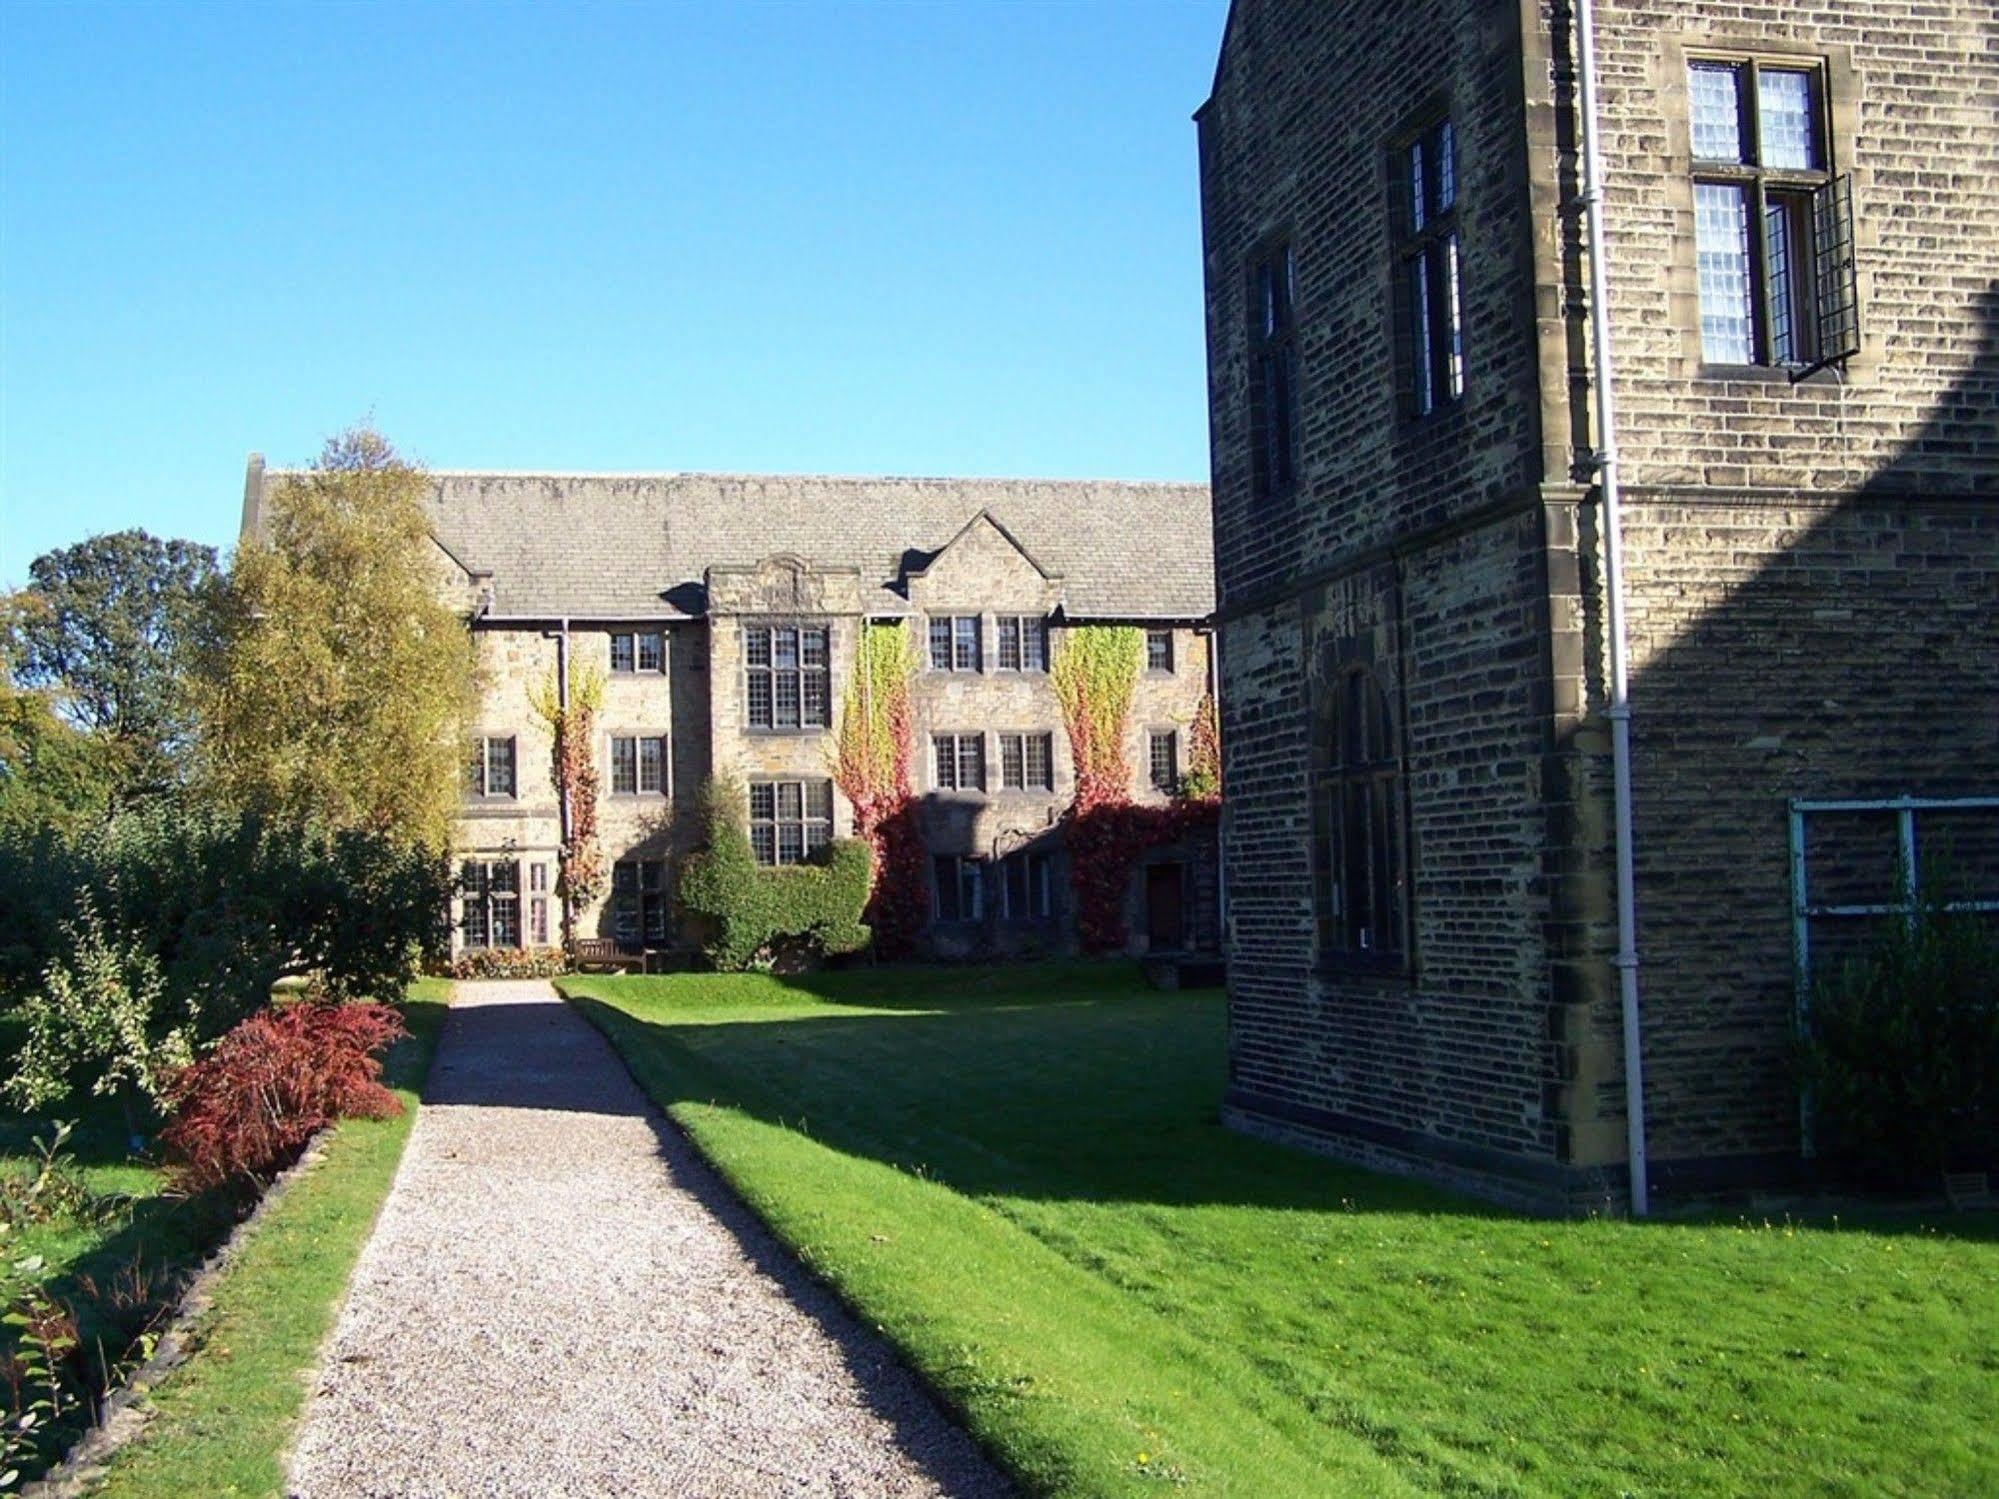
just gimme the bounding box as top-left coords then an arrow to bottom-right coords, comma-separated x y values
1197,0 -> 1997,1209
241,463 -> 1220,964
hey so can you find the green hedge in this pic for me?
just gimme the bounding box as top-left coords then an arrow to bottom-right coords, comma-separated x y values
677,779 -> 871,971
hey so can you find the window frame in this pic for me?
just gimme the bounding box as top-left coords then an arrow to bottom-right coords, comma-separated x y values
607,731 -> 669,798
459,858 -> 522,951
932,731 -> 987,795
1148,728 -> 1180,796
742,622 -> 832,733
1683,50 -> 1840,373
928,615 -> 984,673
527,860 -> 551,947
467,733 -> 518,800
611,858 -> 670,946
1144,628 -> 1175,676
997,731 -> 1055,793
1393,113 -> 1465,420
1246,238 -> 1300,501
933,855 -> 984,925
746,777 -> 834,867
995,615 -> 1049,674
1312,668 -> 1411,971
609,629 -> 666,676
999,849 -> 1056,923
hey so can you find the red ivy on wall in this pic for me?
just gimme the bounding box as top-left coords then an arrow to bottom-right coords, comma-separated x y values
834,622 -> 927,957
1054,630 -> 1221,953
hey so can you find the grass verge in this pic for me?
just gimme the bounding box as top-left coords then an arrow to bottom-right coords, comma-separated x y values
85,979 -> 449,1498
564,963 -> 1999,1499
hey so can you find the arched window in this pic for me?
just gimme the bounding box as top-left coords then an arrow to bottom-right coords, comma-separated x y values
1313,668 -> 1407,963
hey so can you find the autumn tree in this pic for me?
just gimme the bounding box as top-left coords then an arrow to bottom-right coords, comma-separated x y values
195,426 -> 477,850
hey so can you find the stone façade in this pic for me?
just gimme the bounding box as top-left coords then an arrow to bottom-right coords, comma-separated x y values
242,464 -> 1221,962
1198,0 -> 1998,1209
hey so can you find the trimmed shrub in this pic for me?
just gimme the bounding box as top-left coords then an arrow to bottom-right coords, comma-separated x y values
1798,882 -> 1999,1188
677,779 -> 872,971
442,945 -> 570,981
159,1001 -> 406,1193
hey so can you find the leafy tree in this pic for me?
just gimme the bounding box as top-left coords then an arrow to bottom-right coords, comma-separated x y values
8,530 -> 218,802
195,426 -> 477,850
0,633 -> 116,837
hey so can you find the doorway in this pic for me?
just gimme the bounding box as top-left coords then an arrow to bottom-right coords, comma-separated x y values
1145,862 -> 1185,952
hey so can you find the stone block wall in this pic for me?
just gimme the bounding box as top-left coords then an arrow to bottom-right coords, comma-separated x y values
1203,0 -> 1997,1207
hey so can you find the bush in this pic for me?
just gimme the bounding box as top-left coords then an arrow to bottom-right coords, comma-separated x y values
441,945 -> 569,981
0,803 -> 446,1056
159,1001 -> 406,1193
1798,883 -> 1999,1188
4,895 -> 193,1118
677,779 -> 872,971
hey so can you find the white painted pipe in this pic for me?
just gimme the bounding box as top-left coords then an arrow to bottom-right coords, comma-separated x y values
1573,0 -> 1650,1216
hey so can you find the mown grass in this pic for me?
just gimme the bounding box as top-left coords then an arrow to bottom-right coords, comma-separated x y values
88,979 -> 448,1499
564,962 -> 1999,1498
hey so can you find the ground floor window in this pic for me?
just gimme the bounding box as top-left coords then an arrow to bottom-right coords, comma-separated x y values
460,859 -> 521,949
528,861 -> 551,945
999,850 -> 1055,921
749,779 -> 833,866
612,859 -> 669,944
934,855 -> 984,923
1313,667 -> 1407,964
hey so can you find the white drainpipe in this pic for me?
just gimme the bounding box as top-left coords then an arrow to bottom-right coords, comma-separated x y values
1574,0 -> 1650,1216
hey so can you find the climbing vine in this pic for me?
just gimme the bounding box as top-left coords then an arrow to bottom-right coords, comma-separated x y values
1050,625 -> 1145,811
832,621 -> 926,957
1182,690 -> 1222,801
527,659 -> 606,935
1054,627 -> 1220,952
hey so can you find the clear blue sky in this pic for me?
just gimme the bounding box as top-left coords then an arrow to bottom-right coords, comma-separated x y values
0,0 -> 1228,581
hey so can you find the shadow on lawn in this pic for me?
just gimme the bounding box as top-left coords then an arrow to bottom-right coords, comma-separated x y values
460,968 -> 1999,1241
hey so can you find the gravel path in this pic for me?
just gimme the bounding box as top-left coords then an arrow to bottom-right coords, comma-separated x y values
287,980 -> 1008,1499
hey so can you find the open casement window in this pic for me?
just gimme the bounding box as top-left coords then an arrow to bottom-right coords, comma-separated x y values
1312,669 -> 1408,967
460,859 -> 521,950
1247,242 -> 1300,500
468,736 -> 516,798
744,624 -> 830,731
747,779 -> 833,867
611,859 -> 669,945
1397,117 -> 1464,417
1688,57 -> 1858,376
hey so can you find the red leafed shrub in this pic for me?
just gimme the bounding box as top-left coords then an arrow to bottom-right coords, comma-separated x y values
160,1002 -> 406,1192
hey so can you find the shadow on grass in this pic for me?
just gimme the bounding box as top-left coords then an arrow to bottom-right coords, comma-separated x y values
526,964 -> 1999,1241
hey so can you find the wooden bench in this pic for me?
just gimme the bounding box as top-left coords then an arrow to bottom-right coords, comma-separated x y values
571,938 -> 650,974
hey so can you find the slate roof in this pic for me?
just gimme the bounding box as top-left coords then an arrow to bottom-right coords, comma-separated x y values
372,470 -> 1213,622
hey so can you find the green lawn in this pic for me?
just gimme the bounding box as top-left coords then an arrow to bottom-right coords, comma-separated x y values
88,980 -> 449,1499
564,963 -> 1999,1499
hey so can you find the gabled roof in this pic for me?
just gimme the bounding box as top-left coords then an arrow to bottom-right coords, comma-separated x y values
252,468 -> 1215,622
